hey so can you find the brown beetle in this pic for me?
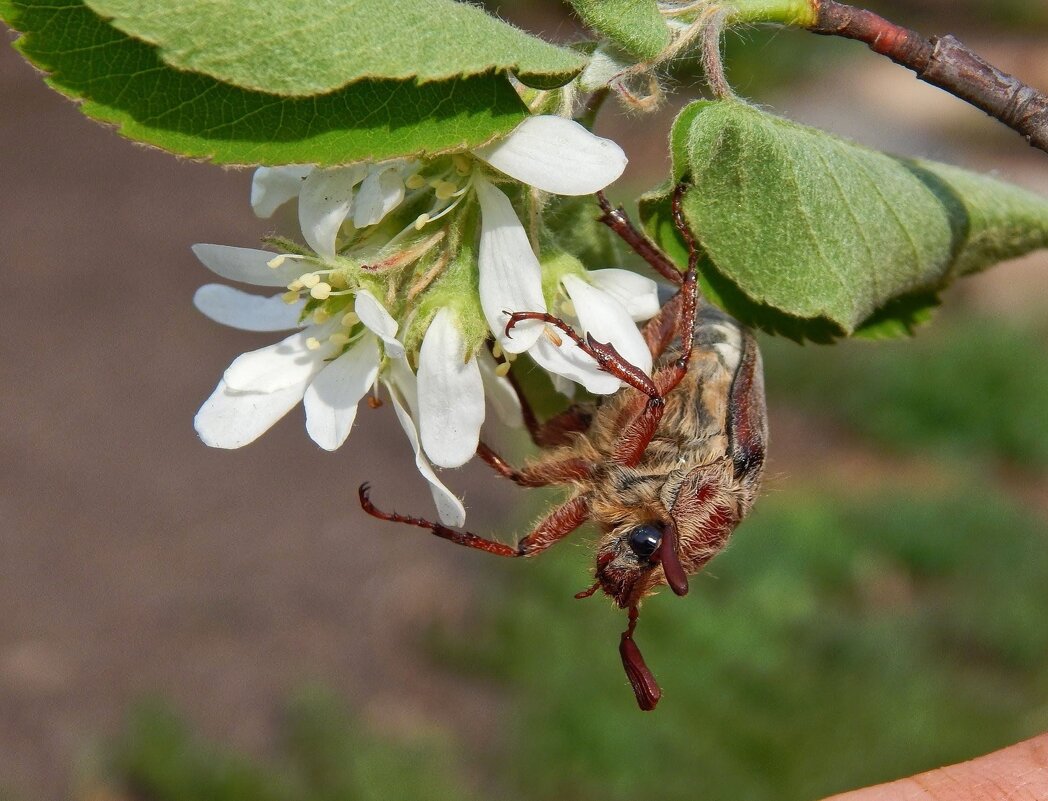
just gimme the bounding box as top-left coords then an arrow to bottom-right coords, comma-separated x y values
360,186 -> 767,710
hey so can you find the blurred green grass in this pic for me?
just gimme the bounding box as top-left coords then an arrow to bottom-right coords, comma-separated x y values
89,691 -> 476,801
762,316 -> 1048,467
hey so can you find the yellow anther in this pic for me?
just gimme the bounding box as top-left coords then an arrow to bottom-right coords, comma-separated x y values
561,300 -> 577,317
434,181 -> 458,200
330,273 -> 348,290
414,213 -> 431,230
452,154 -> 471,175
405,174 -> 427,190
310,282 -> 332,300
329,332 -> 351,346
306,337 -> 322,351
301,273 -> 321,288
543,327 -> 564,348
341,311 -> 361,327
287,279 -> 304,291
267,255 -> 287,269
491,341 -> 503,359
312,308 -> 331,324
282,291 -> 300,304
495,361 -> 512,378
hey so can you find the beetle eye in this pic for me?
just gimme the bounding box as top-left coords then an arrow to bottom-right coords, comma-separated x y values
627,524 -> 663,561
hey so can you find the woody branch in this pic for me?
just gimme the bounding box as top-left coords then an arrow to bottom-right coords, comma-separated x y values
809,0 -> 1048,154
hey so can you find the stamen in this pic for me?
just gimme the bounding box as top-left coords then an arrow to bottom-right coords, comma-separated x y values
287,279 -> 304,291
301,274 -> 321,289
329,332 -> 351,346
491,341 -> 503,359
543,327 -> 564,348
561,300 -> 577,317
306,337 -> 322,351
310,282 -> 333,300
405,174 -> 427,190
282,291 -> 301,304
312,309 -> 331,324
495,361 -> 511,378
267,253 -> 306,269
451,154 -> 472,175
434,180 -> 458,200
414,213 -> 431,230
341,311 -> 361,327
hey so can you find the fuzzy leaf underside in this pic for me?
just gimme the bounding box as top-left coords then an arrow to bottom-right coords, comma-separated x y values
2,0 -> 530,165
567,0 -> 670,61
79,0 -> 586,96
641,101 -> 1048,340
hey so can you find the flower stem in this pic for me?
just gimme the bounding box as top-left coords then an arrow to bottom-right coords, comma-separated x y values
807,1 -> 1048,154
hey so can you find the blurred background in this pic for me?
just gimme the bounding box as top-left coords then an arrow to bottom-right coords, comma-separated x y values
2,2 -> 1047,799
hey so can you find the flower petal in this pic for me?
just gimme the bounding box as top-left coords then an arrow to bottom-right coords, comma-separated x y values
477,349 -> 523,428
354,289 -> 405,358
528,332 -> 622,396
250,165 -> 312,218
299,164 -> 367,259
384,374 -> 467,528
417,308 -> 485,468
475,176 -> 547,353
352,166 -> 405,228
562,274 -> 653,377
588,269 -> 661,321
194,378 -> 307,449
191,244 -> 310,288
222,327 -> 331,393
473,116 -> 627,196
303,334 -> 380,451
193,284 -> 305,332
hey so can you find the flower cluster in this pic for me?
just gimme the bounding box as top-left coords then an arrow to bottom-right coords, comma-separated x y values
192,115 -> 660,523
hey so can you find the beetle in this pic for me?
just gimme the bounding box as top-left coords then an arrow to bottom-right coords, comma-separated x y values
359,185 -> 768,710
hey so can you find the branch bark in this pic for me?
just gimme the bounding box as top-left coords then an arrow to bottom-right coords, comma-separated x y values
810,1 -> 1048,155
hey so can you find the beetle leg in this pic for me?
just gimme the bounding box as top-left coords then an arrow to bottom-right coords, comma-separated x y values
506,312 -> 660,399
726,331 -> 768,492
359,484 -> 590,558
476,442 -> 592,487
595,191 -> 683,286
500,363 -> 593,448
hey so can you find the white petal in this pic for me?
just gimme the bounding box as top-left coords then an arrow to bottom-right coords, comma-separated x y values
385,377 -> 467,528
250,166 -> 312,218
193,284 -> 305,332
354,289 -> 405,358
191,244 -> 310,288
528,332 -> 621,396
562,274 -> 653,378
477,349 -> 523,428
473,116 -> 627,196
298,164 -> 367,259
222,327 -> 330,393
303,334 -> 380,451
352,167 -> 405,228
417,308 -> 485,468
475,176 -> 547,353
588,269 -> 661,322
194,378 -> 307,449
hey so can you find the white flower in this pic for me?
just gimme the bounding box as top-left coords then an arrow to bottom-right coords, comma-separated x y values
252,161 -> 415,260
417,307 -> 485,469
193,276 -> 398,453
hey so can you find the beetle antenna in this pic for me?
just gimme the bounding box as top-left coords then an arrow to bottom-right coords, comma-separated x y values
619,605 -> 661,711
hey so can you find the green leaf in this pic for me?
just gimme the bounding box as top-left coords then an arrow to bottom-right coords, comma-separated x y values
79,0 -> 585,96
3,0 -> 531,165
567,0 -> 670,61
642,100 -> 1048,340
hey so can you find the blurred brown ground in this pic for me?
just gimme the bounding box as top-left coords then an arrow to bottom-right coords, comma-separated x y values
2,14 -> 1048,801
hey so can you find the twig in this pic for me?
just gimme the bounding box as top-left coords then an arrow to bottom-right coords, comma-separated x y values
810,0 -> 1048,153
